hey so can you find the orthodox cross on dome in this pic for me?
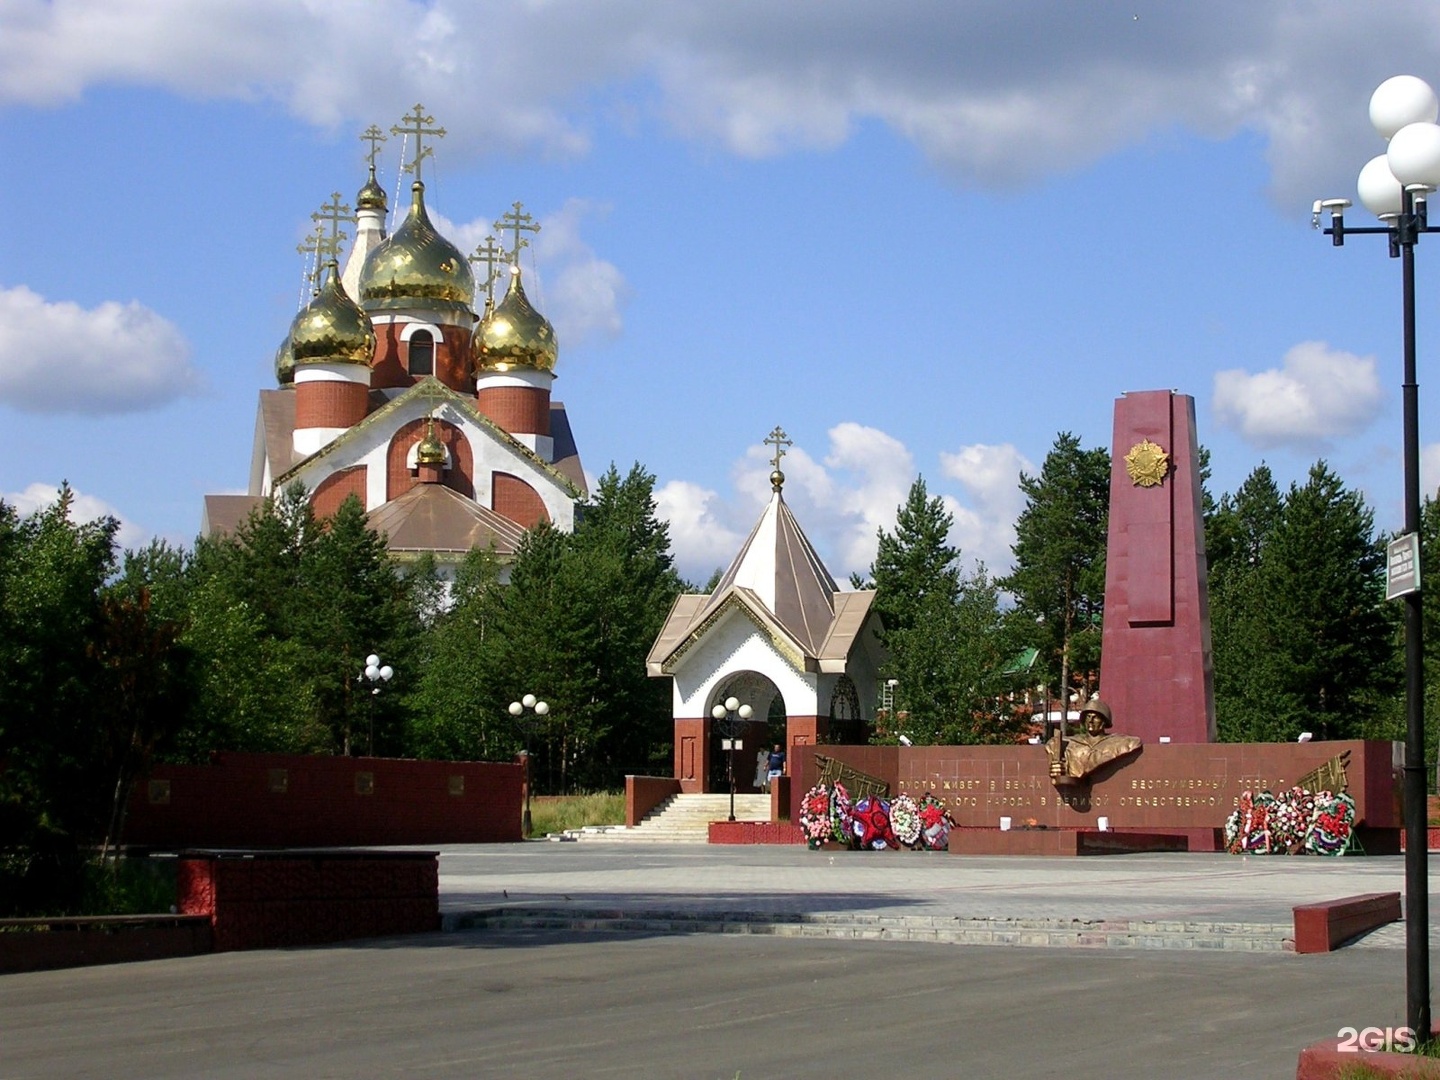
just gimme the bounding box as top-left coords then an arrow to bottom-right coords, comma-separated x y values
295,223 -> 326,295
468,235 -> 505,304
764,426 -> 792,492
390,104 -> 446,183
311,191 -> 351,261
495,201 -> 540,264
360,124 -> 387,170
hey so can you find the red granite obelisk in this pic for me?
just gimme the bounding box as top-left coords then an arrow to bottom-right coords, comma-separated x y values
1098,390 -> 1215,743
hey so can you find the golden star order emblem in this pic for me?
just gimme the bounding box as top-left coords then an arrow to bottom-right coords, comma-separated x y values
1124,438 -> 1170,488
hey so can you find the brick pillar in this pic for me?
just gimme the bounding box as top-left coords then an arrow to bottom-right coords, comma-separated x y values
785,716 -> 828,770
673,717 -> 707,794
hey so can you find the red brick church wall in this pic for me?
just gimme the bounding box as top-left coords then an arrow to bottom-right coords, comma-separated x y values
386,418 -> 475,499
492,472 -> 549,528
312,466 -> 366,520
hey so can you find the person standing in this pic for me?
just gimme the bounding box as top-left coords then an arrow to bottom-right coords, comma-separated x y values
766,744 -> 786,789
754,748 -> 769,791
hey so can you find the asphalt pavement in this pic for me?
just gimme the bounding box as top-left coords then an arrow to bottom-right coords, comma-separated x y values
0,844 -> 1434,1079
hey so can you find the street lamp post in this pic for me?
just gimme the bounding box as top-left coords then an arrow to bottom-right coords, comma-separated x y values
1315,73 -> 1440,1039
710,696 -> 753,822
361,653 -> 393,756
508,693 -> 549,838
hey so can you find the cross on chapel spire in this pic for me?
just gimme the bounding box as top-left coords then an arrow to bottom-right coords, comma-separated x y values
765,426 -> 793,492
495,201 -> 540,264
765,426 -> 792,470
469,236 -> 505,304
390,104 -> 446,183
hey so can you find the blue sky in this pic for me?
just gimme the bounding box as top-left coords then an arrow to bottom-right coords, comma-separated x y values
2,1 -> 1439,585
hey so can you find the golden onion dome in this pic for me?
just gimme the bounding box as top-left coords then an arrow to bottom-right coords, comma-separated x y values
415,418 -> 446,466
288,261 -> 375,367
473,266 -> 558,373
274,333 -> 296,386
359,181 -> 474,314
356,165 -> 387,212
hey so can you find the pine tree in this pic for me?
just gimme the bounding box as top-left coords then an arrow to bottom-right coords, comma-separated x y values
1000,433 -> 1110,704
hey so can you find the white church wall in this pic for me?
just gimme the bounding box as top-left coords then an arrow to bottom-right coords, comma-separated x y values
670,609 -> 817,718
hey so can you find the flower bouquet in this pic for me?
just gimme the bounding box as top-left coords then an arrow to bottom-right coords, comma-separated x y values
1305,791 -> 1356,856
829,782 -> 855,848
850,795 -> 898,849
799,782 -> 834,848
918,793 -> 952,851
890,794 -> 921,848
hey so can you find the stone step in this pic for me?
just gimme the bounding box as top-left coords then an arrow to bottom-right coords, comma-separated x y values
447,907 -> 1296,952
557,793 -> 775,843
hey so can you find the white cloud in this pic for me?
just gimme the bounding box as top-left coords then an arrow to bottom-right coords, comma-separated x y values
654,478 -> 745,585
0,286 -> 200,414
658,423 -> 1028,586
1424,444 -> 1440,502
1213,340 -> 1385,451
939,442 -> 1035,573
4,481 -> 148,550
431,198 -> 628,349
5,3 -> 1439,203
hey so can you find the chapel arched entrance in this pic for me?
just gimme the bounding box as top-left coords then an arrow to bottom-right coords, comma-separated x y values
706,671 -> 783,794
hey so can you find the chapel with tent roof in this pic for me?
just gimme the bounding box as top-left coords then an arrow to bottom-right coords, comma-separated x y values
201,105 -> 586,578
647,429 -> 886,793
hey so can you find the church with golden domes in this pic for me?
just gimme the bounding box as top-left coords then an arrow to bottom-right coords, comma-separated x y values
202,107 -> 586,578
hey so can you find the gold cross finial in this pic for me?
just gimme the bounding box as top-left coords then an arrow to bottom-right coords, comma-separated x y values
468,236 -> 505,304
311,192 -> 351,261
495,201 -> 540,264
390,104 -> 446,183
360,125 -> 387,170
764,426 -> 792,471
296,224 -> 326,294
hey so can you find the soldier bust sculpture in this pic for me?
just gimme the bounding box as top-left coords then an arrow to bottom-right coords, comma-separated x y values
1046,698 -> 1142,784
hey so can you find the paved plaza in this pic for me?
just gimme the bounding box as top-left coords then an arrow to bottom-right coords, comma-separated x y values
1,845 -> 1435,1079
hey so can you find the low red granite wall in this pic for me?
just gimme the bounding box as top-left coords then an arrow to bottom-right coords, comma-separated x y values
0,915 -> 213,973
708,821 -> 804,845
125,752 -> 522,848
791,741 -> 1399,851
178,850 -> 438,951
626,775 -> 683,826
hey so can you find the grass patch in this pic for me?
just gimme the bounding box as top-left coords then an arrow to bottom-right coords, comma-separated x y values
80,858 -> 177,915
529,792 -> 624,837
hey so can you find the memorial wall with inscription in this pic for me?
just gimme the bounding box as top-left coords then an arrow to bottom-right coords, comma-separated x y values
791,740 -> 1400,852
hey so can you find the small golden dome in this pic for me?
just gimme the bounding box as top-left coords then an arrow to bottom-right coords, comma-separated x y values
289,261 -> 375,367
356,165 -> 387,212
274,333 -> 296,386
473,266 -> 558,373
415,418 -> 446,466
359,181 -> 474,313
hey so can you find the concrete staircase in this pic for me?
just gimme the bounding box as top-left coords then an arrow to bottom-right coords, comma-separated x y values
548,793 -> 773,843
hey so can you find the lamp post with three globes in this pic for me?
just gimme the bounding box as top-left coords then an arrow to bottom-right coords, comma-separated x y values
710,696 -> 753,823
1314,73 -> 1440,1038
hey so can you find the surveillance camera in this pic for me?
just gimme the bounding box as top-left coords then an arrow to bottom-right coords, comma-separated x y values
1297,732 -> 1313,743
898,735 -> 912,747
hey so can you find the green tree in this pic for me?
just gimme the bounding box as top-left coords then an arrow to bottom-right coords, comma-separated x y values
1208,465 -> 1286,741
1210,463 -> 1396,742
866,477 -> 960,635
0,487 -> 117,911
863,479 -> 1020,744
1001,433 -> 1110,704
408,546 -> 507,760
